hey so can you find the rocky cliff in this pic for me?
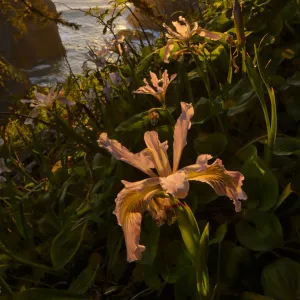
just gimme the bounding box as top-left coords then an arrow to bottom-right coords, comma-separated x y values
0,0 -> 65,69
128,0 -> 199,30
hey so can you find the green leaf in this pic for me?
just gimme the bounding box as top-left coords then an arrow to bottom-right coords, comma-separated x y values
226,246 -> 251,283
68,253 -> 101,294
51,222 -> 87,270
139,214 -> 160,265
192,98 -> 211,124
262,258 -> 300,300
115,108 -> 173,132
241,156 -> 278,211
175,203 -> 201,262
196,223 -> 210,298
235,211 -> 283,251
194,132 -> 228,156
273,136 -> 300,156
161,240 -> 191,284
245,53 -> 270,134
209,223 -> 227,245
13,289 -> 87,300
273,183 -> 293,211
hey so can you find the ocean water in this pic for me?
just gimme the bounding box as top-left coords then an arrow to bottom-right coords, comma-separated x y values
27,0 -> 130,85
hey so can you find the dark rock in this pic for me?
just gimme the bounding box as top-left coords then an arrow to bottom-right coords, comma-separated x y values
0,0 -> 65,69
0,57 -> 31,125
128,0 -> 200,30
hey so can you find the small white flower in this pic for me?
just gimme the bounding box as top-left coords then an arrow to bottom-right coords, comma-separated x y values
21,87 -> 74,125
134,70 -> 177,104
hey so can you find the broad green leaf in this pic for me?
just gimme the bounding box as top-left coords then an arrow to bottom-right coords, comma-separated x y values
194,132 -> 228,156
51,222 -> 87,270
235,211 -> 283,251
241,156 -> 278,211
192,98 -> 211,124
273,136 -> 300,156
209,223 -> 227,245
226,246 -> 251,283
13,289 -> 87,300
262,258 -> 300,300
68,253 -> 101,294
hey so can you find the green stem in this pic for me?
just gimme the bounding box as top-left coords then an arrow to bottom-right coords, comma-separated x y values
191,51 -> 223,131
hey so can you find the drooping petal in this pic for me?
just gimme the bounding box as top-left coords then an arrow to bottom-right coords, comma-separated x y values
134,80 -> 157,98
164,40 -> 175,64
57,97 -> 75,106
20,99 -> 33,104
24,107 -> 39,126
0,158 -> 10,174
172,17 -> 189,39
197,28 -> 222,41
163,23 -> 182,40
160,170 -> 189,199
98,133 -> 156,177
114,178 -> 160,262
0,139 -> 4,147
144,131 -> 172,177
173,102 -> 194,172
183,155 -> 247,212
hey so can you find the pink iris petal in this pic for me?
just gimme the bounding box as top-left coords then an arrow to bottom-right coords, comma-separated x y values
173,102 -> 194,172
114,178 -> 160,262
183,155 -> 247,212
98,133 -> 156,177
160,170 -> 189,199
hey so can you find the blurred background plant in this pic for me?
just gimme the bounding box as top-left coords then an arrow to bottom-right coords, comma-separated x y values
1,0 -> 300,299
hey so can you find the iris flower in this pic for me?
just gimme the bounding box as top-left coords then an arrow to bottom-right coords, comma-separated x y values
0,158 -> 10,182
21,87 -> 74,125
98,102 -> 247,262
134,70 -> 176,104
163,16 -> 222,63
103,72 -> 122,101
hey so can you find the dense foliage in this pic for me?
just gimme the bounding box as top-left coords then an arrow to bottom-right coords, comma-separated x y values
1,0 -> 300,299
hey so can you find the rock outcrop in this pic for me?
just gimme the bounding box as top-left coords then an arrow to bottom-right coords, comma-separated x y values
0,0 -> 65,69
128,0 -> 199,30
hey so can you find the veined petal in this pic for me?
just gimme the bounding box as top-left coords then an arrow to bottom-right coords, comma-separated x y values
197,28 -> 222,41
160,170 -> 189,199
173,102 -> 194,172
24,107 -> 39,126
163,23 -> 182,40
183,155 -> 247,212
134,80 -> 157,97
144,131 -> 172,177
98,133 -> 156,177
0,158 -> 10,174
150,72 -> 159,89
164,40 -> 175,63
114,178 -> 160,262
